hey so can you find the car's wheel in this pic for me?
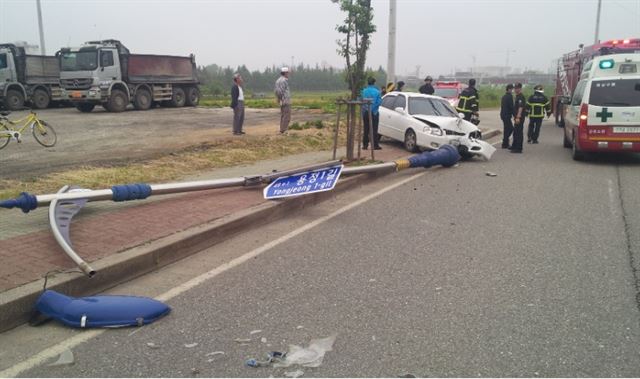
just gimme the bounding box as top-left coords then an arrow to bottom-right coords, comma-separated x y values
185,87 -> 199,106
5,89 -> 25,110
404,129 -> 419,152
170,87 -> 186,107
572,131 -> 585,161
75,103 -> 95,113
32,89 -> 50,109
563,128 -> 572,148
133,88 -> 152,110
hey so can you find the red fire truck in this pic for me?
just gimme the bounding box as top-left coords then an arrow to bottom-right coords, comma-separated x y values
553,38 -> 640,127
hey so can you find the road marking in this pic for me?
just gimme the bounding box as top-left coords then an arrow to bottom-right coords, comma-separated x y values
1,171 -> 426,378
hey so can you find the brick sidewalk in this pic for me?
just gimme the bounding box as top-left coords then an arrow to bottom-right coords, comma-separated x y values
0,144 -> 411,294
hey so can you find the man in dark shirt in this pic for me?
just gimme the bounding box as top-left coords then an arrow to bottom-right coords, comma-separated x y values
511,83 -> 527,153
419,76 -> 435,95
500,84 -> 514,148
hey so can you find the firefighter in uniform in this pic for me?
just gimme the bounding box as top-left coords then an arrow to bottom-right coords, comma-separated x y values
526,85 -> 551,144
510,83 -> 526,153
456,78 -> 479,122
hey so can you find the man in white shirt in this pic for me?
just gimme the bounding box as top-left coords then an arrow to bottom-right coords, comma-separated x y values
230,73 -> 245,135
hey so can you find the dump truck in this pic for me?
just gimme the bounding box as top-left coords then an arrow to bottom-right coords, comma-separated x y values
552,38 -> 640,127
57,40 -> 200,113
0,44 -> 63,110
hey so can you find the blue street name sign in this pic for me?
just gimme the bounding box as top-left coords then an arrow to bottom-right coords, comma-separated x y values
264,164 -> 344,199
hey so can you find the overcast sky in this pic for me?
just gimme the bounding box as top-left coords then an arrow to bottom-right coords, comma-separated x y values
1,0 -> 639,76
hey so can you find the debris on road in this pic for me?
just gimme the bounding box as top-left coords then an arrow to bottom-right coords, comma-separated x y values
273,334 -> 337,368
485,171 -> 498,177
49,349 -> 74,366
184,343 -> 199,348
146,342 -> 160,349
206,351 -> 225,357
245,351 -> 287,367
261,337 -> 268,343
285,369 -> 305,378
235,338 -> 252,343
250,329 -> 262,335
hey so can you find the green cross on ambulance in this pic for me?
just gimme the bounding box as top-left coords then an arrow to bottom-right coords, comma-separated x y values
563,53 -> 640,160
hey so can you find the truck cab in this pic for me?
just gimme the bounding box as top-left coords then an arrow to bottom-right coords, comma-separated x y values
0,45 -> 24,109
433,81 -> 464,107
59,40 -> 127,112
563,53 -> 640,160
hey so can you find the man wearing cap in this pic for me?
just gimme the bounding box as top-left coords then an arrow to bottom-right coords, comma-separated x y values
456,78 -> 479,122
500,83 -> 514,148
274,67 -> 291,134
510,83 -> 526,153
230,73 -> 245,135
419,76 -> 435,95
526,85 -> 551,144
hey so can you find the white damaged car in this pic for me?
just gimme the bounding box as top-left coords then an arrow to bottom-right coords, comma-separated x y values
378,92 -> 495,160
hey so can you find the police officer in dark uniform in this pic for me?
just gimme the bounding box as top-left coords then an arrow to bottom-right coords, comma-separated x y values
526,85 -> 551,144
500,83 -> 514,148
456,78 -> 479,122
419,76 -> 435,95
510,83 -> 527,153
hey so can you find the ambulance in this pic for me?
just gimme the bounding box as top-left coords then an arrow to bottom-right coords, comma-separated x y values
562,53 -> 640,160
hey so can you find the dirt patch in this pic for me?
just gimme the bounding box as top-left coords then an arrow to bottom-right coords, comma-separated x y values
0,106 -> 333,180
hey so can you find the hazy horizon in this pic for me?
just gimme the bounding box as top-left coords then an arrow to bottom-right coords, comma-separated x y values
1,0 -> 639,77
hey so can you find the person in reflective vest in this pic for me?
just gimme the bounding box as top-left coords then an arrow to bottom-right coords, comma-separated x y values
526,85 -> 551,144
456,78 -> 479,121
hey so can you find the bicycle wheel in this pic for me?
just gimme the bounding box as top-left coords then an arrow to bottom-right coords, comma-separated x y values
32,120 -> 57,147
0,124 -> 10,150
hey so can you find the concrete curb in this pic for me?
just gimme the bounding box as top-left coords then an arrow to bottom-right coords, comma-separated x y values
0,170 -> 389,333
0,128 -> 502,332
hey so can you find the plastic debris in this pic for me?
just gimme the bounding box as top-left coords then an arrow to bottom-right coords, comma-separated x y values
485,171 -> 497,177
184,343 -> 198,348
296,325 -> 304,329
206,351 -> 225,357
273,334 -> 337,368
235,338 -> 252,343
49,349 -> 74,366
285,369 -> 305,378
261,337 -> 268,343
146,342 -> 160,349
245,351 -> 287,367
250,329 -> 262,335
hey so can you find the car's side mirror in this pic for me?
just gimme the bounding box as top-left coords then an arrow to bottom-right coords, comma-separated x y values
394,107 -> 405,114
458,112 -> 465,118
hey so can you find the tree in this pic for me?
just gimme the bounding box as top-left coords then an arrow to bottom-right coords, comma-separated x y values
334,0 -> 376,160
334,0 -> 376,100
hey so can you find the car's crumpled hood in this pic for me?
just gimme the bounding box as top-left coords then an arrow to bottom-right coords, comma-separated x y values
411,114 -> 477,134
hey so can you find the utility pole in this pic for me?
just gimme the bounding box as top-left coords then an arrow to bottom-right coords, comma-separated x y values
36,0 -> 46,55
386,0 -> 396,86
505,48 -> 516,76
594,0 -> 602,44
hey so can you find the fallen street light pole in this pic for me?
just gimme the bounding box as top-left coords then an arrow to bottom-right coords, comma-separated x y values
0,146 -> 460,276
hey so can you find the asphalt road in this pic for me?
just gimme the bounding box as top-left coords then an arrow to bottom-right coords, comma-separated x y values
2,119 -> 640,377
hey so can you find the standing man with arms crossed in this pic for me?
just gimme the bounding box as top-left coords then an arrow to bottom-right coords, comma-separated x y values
230,73 -> 245,135
274,67 -> 291,134
500,83 -> 514,148
510,83 -> 526,153
361,76 -> 382,150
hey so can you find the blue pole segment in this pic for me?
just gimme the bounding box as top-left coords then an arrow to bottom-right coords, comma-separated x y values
111,183 -> 152,202
408,144 -> 460,168
0,192 -> 38,213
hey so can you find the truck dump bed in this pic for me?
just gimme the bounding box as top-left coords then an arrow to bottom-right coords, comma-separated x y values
124,54 -> 198,84
22,55 -> 59,84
